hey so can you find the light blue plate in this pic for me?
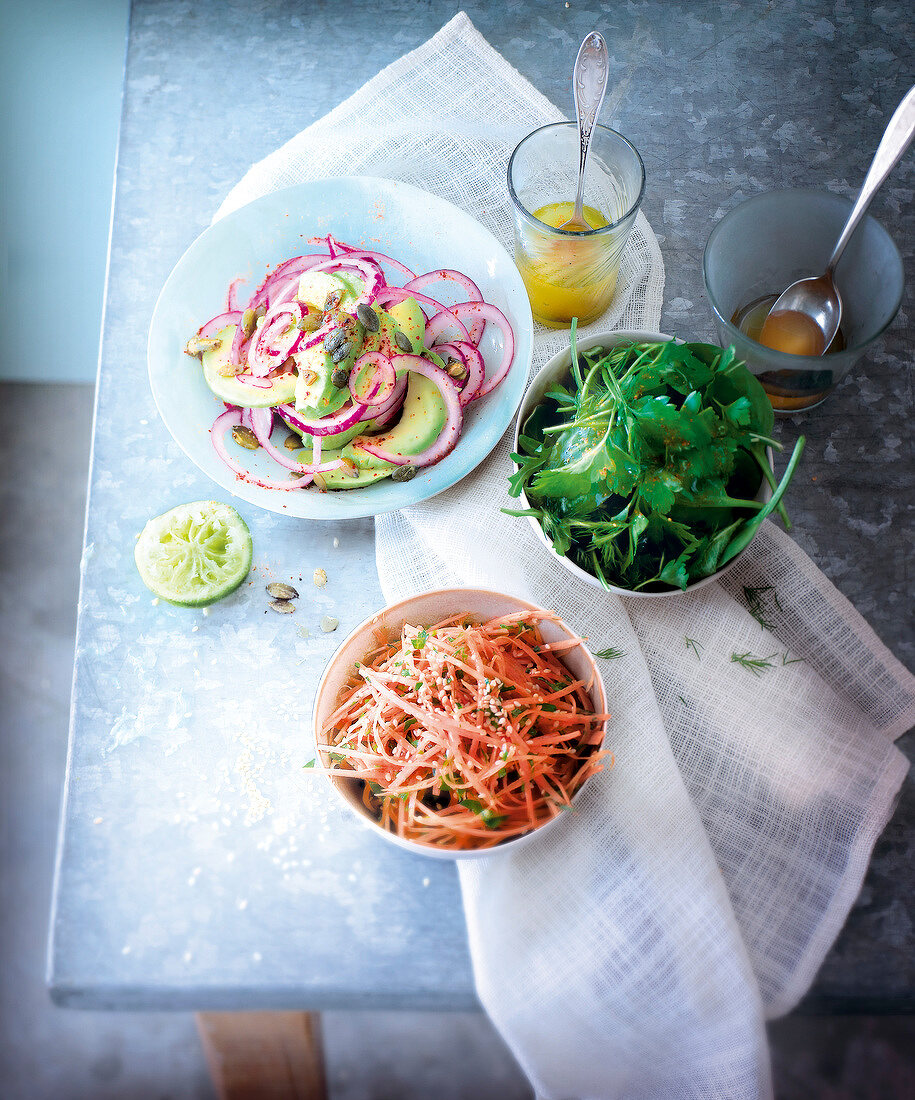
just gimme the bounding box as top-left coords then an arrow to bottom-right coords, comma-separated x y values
148,177 -> 533,519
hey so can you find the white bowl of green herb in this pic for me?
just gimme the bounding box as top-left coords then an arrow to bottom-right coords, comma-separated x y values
507,328 -> 805,596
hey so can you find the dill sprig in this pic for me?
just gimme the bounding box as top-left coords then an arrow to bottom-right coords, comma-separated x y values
594,645 -> 626,660
730,651 -> 778,676
742,585 -> 783,631
685,636 -> 704,660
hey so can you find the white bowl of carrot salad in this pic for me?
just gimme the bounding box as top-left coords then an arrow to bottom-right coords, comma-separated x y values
312,588 -> 610,858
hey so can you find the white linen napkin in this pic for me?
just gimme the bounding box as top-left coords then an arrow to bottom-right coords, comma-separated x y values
217,13 -> 915,1098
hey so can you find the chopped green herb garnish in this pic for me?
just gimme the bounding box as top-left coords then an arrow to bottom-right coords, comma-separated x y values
595,646 -> 625,660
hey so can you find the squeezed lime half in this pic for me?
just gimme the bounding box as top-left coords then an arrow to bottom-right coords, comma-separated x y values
134,500 -> 253,607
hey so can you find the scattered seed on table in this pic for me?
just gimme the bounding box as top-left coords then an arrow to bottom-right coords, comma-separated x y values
269,599 -> 296,614
313,568 -> 327,587
320,616 -> 339,632
266,582 -> 299,600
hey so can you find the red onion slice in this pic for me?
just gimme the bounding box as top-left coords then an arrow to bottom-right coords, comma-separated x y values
358,374 -> 407,422
225,277 -> 246,313
329,239 -> 416,281
211,408 -> 313,489
353,355 -> 462,469
247,406 -> 343,474
248,254 -> 327,312
308,257 -> 384,304
198,311 -> 242,338
278,400 -> 369,437
431,340 -> 485,406
247,301 -> 305,376
375,286 -> 471,345
405,270 -> 485,345
437,301 -> 515,399
349,352 -> 397,407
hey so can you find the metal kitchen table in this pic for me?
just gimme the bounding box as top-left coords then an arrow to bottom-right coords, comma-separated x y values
49,0 -> 914,1035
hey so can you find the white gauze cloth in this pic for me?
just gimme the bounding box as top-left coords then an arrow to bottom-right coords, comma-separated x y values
218,13 -> 915,1099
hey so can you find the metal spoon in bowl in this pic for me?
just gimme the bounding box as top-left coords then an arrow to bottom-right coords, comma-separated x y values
559,31 -> 610,232
761,84 -> 915,355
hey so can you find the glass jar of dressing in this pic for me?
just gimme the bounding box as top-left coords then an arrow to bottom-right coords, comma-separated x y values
508,123 -> 645,328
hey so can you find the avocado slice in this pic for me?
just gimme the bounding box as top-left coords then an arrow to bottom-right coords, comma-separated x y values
294,341 -> 358,417
199,325 -> 297,408
279,412 -> 366,450
347,373 -> 447,472
296,270 -> 362,315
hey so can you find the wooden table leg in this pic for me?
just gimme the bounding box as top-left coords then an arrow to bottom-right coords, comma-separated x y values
196,1012 -> 328,1100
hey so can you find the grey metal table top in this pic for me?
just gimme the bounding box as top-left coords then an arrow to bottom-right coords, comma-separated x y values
49,0 -> 914,1013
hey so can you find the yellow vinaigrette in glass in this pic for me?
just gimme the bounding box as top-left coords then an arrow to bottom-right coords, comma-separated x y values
516,201 -> 620,328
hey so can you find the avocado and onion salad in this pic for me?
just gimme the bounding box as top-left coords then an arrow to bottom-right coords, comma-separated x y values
184,236 -> 515,491
508,326 -> 805,593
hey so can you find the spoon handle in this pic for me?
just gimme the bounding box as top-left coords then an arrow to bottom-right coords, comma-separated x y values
571,31 -> 610,219
826,84 -> 915,275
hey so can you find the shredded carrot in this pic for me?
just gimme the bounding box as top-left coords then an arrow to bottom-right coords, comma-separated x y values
318,610 -> 612,851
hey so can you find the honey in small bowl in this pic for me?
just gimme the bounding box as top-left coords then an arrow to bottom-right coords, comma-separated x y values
731,294 -> 845,412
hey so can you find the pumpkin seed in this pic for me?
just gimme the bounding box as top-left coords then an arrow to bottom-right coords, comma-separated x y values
391,464 -> 417,482
267,582 -> 299,600
331,367 -> 351,388
320,615 -> 339,632
269,599 -> 296,614
184,334 -> 222,356
313,568 -> 327,587
324,328 -> 346,353
231,424 -> 259,450
331,340 -> 353,364
339,457 -> 360,478
284,432 -> 302,451
288,471 -> 308,480
312,473 -> 329,492
300,368 -> 318,386
242,308 -> 257,339
356,302 -> 380,332
323,289 -> 343,312
394,329 -> 413,353
217,360 -> 245,378
447,361 -> 467,379
254,305 -> 267,319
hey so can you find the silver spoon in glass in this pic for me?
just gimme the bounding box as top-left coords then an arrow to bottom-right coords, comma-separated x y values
559,31 -> 610,231
761,84 -> 915,354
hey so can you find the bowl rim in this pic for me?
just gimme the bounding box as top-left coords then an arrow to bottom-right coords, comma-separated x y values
702,187 -> 905,360
311,586 -> 608,860
511,329 -> 770,598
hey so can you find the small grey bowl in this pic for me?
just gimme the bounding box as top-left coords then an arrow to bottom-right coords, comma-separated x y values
512,330 -> 772,599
